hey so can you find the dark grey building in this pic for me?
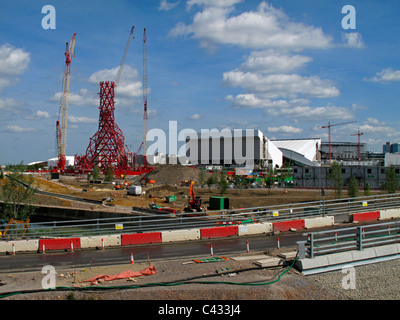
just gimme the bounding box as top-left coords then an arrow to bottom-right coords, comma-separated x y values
293,165 -> 400,190
321,142 -> 366,161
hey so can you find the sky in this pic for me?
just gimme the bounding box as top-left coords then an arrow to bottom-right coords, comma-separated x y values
0,0 -> 400,165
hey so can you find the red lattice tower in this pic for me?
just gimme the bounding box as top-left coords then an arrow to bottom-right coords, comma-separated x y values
76,81 -> 128,171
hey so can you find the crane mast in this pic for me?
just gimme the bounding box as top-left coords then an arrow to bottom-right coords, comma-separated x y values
143,28 -> 148,167
322,121 -> 356,161
57,33 -> 76,171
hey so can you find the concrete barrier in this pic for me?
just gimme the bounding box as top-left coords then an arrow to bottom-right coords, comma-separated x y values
352,211 -> 380,223
0,239 -> 39,253
273,219 -> 305,232
238,222 -> 273,236
161,229 -> 200,243
80,234 -> 121,249
304,216 -> 335,229
296,243 -> 400,275
379,209 -> 400,220
39,238 -> 81,252
200,226 -> 238,239
121,232 -> 162,246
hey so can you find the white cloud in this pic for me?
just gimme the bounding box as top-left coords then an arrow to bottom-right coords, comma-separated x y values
7,125 -> 36,133
341,32 -> 365,49
187,0 -> 242,9
50,88 -> 98,107
365,117 -> 385,125
0,43 -> 30,91
159,0 -> 180,11
222,71 -> 339,99
366,68 -> 400,83
89,65 -> 143,99
240,50 -> 312,73
268,105 -> 354,122
68,115 -> 97,124
268,125 -> 302,134
0,97 -> 22,112
169,1 -> 332,51
189,113 -> 201,120
25,110 -> 50,120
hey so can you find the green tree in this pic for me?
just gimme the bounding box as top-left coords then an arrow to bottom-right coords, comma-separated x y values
328,162 -> 343,199
104,166 -> 114,182
217,173 -> 229,196
381,165 -> 399,194
264,167 -> 276,194
198,170 -> 206,187
91,165 -> 100,181
206,173 -> 218,190
364,182 -> 371,196
348,176 -> 359,198
0,169 -> 37,220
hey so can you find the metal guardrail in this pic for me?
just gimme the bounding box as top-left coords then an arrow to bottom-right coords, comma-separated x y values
2,192 -> 400,241
298,220 -> 400,259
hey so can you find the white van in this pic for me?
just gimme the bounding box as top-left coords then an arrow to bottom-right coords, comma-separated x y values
127,185 -> 142,196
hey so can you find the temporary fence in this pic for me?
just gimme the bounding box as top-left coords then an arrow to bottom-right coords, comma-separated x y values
1,192 -> 400,241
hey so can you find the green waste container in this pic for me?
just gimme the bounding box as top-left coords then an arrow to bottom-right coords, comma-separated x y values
165,195 -> 177,203
209,197 -> 230,210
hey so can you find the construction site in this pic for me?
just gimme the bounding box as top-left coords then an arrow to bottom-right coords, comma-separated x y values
2,22 -> 400,304
3,26 -> 396,218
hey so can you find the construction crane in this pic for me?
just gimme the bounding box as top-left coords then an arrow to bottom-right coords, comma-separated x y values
322,121 -> 357,161
142,28 -> 148,168
56,33 -> 76,172
115,26 -> 134,88
351,130 -> 364,164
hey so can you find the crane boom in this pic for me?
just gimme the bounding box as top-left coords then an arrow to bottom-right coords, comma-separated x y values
57,33 -> 76,171
321,121 -> 357,161
115,26 -> 134,88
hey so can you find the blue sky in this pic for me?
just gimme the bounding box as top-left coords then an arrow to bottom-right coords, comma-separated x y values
0,0 -> 400,164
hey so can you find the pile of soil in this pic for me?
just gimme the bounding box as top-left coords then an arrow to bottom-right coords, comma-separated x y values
143,165 -> 212,186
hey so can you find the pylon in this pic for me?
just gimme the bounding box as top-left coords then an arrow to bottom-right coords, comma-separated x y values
130,252 -> 134,264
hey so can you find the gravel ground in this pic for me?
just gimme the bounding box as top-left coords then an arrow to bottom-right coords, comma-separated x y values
0,251 -> 398,301
309,258 -> 400,300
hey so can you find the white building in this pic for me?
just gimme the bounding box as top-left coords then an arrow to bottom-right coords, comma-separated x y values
271,138 -> 321,164
47,156 -> 75,168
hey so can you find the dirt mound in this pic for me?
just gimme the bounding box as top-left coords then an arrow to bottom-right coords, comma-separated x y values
145,165 -> 211,185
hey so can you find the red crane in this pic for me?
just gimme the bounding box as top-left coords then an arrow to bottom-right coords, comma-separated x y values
142,28 -> 148,168
56,33 -> 76,172
322,121 -> 357,161
351,130 -> 364,164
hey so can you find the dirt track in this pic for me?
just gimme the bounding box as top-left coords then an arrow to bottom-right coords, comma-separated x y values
0,249 -> 348,301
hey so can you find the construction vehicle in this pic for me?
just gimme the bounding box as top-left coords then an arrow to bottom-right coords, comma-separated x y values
115,181 -> 129,190
0,219 -> 30,238
127,185 -> 142,196
184,181 -> 206,212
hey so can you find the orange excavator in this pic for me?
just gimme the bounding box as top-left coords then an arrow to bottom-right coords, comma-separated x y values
0,219 -> 30,238
184,181 -> 206,212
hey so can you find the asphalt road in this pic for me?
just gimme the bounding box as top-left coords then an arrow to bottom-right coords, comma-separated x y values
0,232 -> 304,273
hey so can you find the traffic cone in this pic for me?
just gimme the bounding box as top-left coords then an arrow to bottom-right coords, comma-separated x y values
130,252 -> 134,264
